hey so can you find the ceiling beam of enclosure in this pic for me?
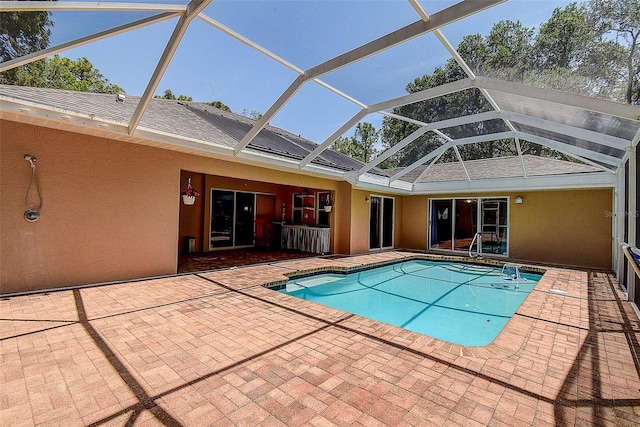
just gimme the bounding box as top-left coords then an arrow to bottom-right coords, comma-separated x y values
235,0 -> 505,157
128,0 -> 212,134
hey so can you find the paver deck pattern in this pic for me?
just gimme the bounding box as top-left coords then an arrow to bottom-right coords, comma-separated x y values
2,251 -> 639,426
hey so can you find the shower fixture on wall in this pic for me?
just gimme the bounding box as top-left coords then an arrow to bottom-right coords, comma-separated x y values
24,154 -> 42,222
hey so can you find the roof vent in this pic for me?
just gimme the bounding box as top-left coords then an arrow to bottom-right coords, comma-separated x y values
115,93 -> 125,104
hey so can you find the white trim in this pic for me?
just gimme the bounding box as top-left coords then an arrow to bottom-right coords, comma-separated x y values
413,172 -> 615,194
628,147 -> 637,302
0,1 -> 185,12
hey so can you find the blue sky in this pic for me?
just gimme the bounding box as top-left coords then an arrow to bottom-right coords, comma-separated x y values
48,0 -> 580,144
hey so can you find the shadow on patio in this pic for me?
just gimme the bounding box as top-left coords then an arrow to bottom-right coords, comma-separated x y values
2,254 -> 639,426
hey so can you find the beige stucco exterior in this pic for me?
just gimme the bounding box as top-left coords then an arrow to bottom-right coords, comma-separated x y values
1,120 -> 614,294
401,190 -> 613,269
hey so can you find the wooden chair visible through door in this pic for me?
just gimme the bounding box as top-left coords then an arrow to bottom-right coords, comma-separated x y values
254,218 -> 273,249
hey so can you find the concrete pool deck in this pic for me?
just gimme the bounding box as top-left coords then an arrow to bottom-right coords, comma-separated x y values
1,251 -> 639,426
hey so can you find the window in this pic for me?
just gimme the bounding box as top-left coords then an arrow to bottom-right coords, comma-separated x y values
429,197 -> 509,256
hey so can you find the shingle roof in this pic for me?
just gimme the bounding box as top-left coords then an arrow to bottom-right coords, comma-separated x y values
0,84 -> 365,172
0,84 -> 610,183
383,155 -> 602,183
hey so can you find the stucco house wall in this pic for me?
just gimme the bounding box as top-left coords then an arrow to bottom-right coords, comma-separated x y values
1,119 -> 614,294
1,121 -> 346,294
399,190 -> 613,269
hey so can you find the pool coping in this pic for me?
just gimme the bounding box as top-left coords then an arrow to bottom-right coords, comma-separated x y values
260,253 -> 548,291
249,252 -> 587,361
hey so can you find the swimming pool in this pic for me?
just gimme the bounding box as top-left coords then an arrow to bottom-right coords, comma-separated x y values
279,260 -> 542,346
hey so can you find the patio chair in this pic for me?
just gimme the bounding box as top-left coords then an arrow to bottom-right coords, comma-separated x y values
254,218 -> 273,249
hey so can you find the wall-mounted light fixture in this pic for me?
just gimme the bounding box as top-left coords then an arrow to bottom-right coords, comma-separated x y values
515,196 -> 523,204
365,196 -> 370,202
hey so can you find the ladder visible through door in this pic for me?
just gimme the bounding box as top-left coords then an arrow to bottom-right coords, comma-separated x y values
481,199 -> 502,254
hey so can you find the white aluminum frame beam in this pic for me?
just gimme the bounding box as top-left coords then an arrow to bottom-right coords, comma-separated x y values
0,2 -> 185,12
197,14 -> 368,110
389,142 -> 453,182
238,0 -> 504,159
516,132 -> 621,167
358,127 -> 431,175
502,111 -> 630,151
357,110 -> 500,175
474,76 -> 640,121
298,109 -> 370,167
0,13 -> 178,73
305,0 -> 504,80
128,0 -> 211,134
412,171 -> 615,194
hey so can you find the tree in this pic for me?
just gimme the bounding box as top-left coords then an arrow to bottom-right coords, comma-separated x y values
12,55 -> 123,93
0,6 -> 53,85
533,3 -> 593,69
484,20 -> 534,81
242,109 -> 263,120
154,89 -> 192,101
380,0 -> 637,168
588,0 -> 640,104
332,122 -> 380,163
206,100 -> 231,111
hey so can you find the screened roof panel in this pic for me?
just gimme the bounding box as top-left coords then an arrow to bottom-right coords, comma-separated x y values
514,123 -> 626,159
439,119 -> 509,139
203,0 -> 419,70
320,32 -> 454,106
457,140 -> 519,161
156,18 -> 300,114
488,90 -> 638,141
48,10 -> 162,47
1,0 -> 636,194
268,81 -> 363,144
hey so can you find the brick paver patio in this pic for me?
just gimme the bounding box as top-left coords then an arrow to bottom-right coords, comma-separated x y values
2,251 -> 639,426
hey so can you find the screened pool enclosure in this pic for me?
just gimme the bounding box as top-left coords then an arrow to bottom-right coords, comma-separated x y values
1,0 -> 639,298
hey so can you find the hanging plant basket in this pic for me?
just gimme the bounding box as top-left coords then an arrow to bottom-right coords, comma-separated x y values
181,178 -> 199,206
182,195 -> 196,205
324,205 -> 332,212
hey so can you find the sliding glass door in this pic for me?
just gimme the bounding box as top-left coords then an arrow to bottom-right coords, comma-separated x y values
210,190 -> 255,249
429,197 -> 509,256
370,196 -> 394,250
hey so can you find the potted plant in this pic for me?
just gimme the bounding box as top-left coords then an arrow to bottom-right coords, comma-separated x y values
181,178 -> 199,205
323,194 -> 332,212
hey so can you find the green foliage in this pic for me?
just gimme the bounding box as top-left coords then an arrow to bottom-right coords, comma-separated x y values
12,55 -> 123,93
588,0 -> 640,103
242,109 -> 263,120
154,89 -> 192,101
0,9 -> 53,84
206,100 -> 231,112
332,122 -> 380,163
0,6 -> 123,94
380,0 -> 638,168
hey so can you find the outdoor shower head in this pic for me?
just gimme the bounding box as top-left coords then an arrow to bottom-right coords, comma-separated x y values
24,154 -> 36,167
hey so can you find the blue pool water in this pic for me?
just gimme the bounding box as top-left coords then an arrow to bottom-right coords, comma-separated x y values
279,260 -> 541,346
